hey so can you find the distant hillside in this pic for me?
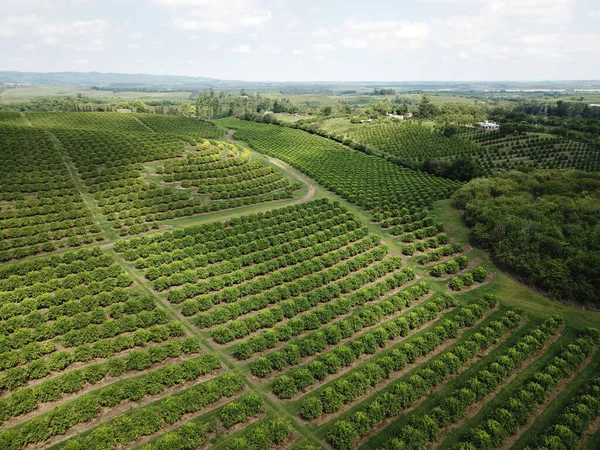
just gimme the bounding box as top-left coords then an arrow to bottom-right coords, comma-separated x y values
0,71 -> 219,89
1,71 -> 600,93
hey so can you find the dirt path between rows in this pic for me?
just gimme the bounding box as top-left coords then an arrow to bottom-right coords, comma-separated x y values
348,308 -> 503,450
498,352 -> 595,450
429,323 -> 562,450
226,129 -> 316,207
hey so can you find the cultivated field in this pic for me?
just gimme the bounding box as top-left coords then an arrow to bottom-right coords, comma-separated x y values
0,112 -> 598,450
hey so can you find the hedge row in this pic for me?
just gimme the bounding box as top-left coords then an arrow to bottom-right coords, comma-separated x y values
52,373 -> 244,450
272,283 -> 443,399
248,271 -> 426,380
401,234 -> 452,257
448,267 -> 489,291
430,256 -> 470,277
183,237 -> 385,313
154,223 -> 369,290
325,296 -> 499,449
0,337 -> 202,421
0,321 -> 186,379
131,393 -> 264,450
185,233 -> 380,318
415,243 -> 465,264
157,225 -> 369,292
304,307 -> 522,423
115,199 -> 338,258
377,315 -> 566,450
192,248 -> 394,329
526,375 -> 600,450
225,418 -> 293,450
0,354 -> 222,449
455,329 -> 599,450
228,268 -> 417,356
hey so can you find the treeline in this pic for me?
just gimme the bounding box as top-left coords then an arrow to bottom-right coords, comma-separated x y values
454,170 -> 600,306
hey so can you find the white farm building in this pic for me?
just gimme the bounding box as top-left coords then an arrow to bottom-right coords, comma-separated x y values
477,121 -> 500,131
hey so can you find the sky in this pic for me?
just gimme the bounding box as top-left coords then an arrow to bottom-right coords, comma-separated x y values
0,0 -> 599,81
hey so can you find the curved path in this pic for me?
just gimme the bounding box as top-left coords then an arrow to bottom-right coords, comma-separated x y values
225,129 -> 316,206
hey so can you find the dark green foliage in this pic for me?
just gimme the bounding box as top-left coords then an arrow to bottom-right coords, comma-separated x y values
454,170 -> 600,305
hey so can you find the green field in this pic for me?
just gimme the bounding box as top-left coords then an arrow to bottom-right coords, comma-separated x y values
0,112 -> 597,450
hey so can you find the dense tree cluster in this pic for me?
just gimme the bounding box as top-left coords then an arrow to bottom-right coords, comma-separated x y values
348,122 -> 482,180
454,170 -> 600,305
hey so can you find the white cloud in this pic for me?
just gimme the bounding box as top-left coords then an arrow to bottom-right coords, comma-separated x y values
312,43 -> 335,52
38,18 -> 109,37
41,36 -> 59,45
340,38 -> 367,49
128,32 -> 143,39
261,44 -> 283,54
0,15 -> 43,37
72,58 -> 89,65
292,48 -> 305,55
458,51 -> 469,59
77,38 -> 105,52
340,19 -> 431,52
232,44 -> 252,54
160,0 -> 272,34
480,0 -> 576,25
312,27 -> 331,37
23,43 -> 36,51
128,43 -> 140,50
208,44 -> 219,51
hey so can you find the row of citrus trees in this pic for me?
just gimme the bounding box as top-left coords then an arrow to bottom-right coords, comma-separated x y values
0,124 -> 103,261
